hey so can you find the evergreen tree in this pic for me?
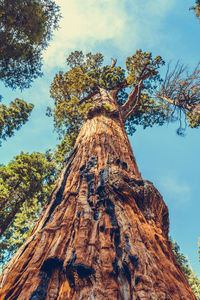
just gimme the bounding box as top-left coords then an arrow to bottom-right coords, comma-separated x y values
49,50 -> 200,162
0,0 -> 60,145
0,98 -> 34,146
0,0 -> 60,89
0,50 -> 198,299
0,151 -> 58,268
171,240 -> 200,299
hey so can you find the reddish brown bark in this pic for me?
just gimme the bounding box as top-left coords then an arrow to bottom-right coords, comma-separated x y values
0,89 -> 196,299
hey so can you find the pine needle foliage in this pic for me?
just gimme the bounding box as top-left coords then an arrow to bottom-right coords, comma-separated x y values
0,98 -> 34,145
171,240 -> 200,299
0,0 -> 60,89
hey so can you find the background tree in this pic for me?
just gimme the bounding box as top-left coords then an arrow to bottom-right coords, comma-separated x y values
0,151 -> 58,268
0,98 -> 34,146
0,0 -> 60,145
171,240 -> 200,299
0,0 -> 60,89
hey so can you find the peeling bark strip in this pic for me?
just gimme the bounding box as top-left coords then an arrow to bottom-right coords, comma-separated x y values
0,89 -> 196,299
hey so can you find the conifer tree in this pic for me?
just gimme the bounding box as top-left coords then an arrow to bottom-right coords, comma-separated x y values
0,0 -> 60,89
0,50 -> 198,299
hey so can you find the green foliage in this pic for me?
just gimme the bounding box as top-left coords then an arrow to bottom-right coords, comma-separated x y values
49,134 -> 76,172
188,270 -> 200,299
186,110 -> 200,128
126,49 -> 164,90
171,240 -> 191,278
49,50 -> 168,161
125,93 -> 171,135
199,238 -> 200,263
0,198 -> 42,269
0,151 -> 58,268
0,0 -> 60,89
0,98 -> 34,145
103,104 -> 112,112
193,0 -> 200,21
0,152 -> 57,239
171,239 -> 200,298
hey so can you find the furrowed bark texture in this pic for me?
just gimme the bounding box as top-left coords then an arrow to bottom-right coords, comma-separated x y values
0,89 -> 196,300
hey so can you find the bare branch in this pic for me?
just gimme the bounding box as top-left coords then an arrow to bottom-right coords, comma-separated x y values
111,58 -> 117,68
158,96 -> 177,106
157,62 -> 200,113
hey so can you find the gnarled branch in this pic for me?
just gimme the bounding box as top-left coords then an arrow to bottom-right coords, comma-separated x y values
122,84 -> 142,121
79,89 -> 99,104
121,80 -> 143,117
156,62 -> 200,112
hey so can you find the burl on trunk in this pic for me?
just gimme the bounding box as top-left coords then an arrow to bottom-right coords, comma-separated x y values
0,89 -> 196,299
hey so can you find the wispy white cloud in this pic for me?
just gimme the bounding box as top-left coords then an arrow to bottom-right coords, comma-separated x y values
43,0 -> 127,67
43,0 -> 176,68
159,174 -> 191,204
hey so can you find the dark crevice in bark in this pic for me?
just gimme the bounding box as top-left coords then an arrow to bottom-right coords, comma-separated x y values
0,89 -> 196,300
29,272 -> 49,300
41,257 -> 63,277
30,258 -> 63,300
129,254 -> 139,270
42,163 -> 72,229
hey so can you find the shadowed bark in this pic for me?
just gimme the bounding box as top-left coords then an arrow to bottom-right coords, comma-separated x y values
0,88 -> 196,299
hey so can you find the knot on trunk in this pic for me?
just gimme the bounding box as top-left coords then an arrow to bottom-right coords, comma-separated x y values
86,102 -> 119,120
105,167 -> 169,238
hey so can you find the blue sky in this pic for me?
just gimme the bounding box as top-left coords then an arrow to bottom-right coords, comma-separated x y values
0,0 -> 200,275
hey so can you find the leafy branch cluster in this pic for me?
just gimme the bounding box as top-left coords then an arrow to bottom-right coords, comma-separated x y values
171,240 -> 200,299
0,0 -> 60,89
192,0 -> 200,21
49,50 -> 171,161
0,151 -> 58,268
0,99 -> 34,145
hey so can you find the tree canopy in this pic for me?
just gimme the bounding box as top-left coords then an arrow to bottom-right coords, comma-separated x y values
0,98 -> 34,146
0,151 -> 57,267
49,50 -> 200,162
171,240 -> 200,299
0,0 -> 60,145
0,0 -> 60,89
0,152 -> 57,238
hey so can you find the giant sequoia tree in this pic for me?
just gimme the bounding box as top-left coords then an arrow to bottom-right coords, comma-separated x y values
0,51 -> 199,299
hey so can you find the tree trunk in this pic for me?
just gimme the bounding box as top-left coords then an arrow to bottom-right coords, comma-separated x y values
0,89 -> 196,300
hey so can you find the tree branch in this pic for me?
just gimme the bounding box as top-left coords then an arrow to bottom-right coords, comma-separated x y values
123,85 -> 142,121
121,80 -> 142,113
121,86 -> 138,112
158,96 -> 192,110
79,89 -> 99,104
111,58 -> 117,68
157,61 -> 200,112
110,80 -> 128,99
